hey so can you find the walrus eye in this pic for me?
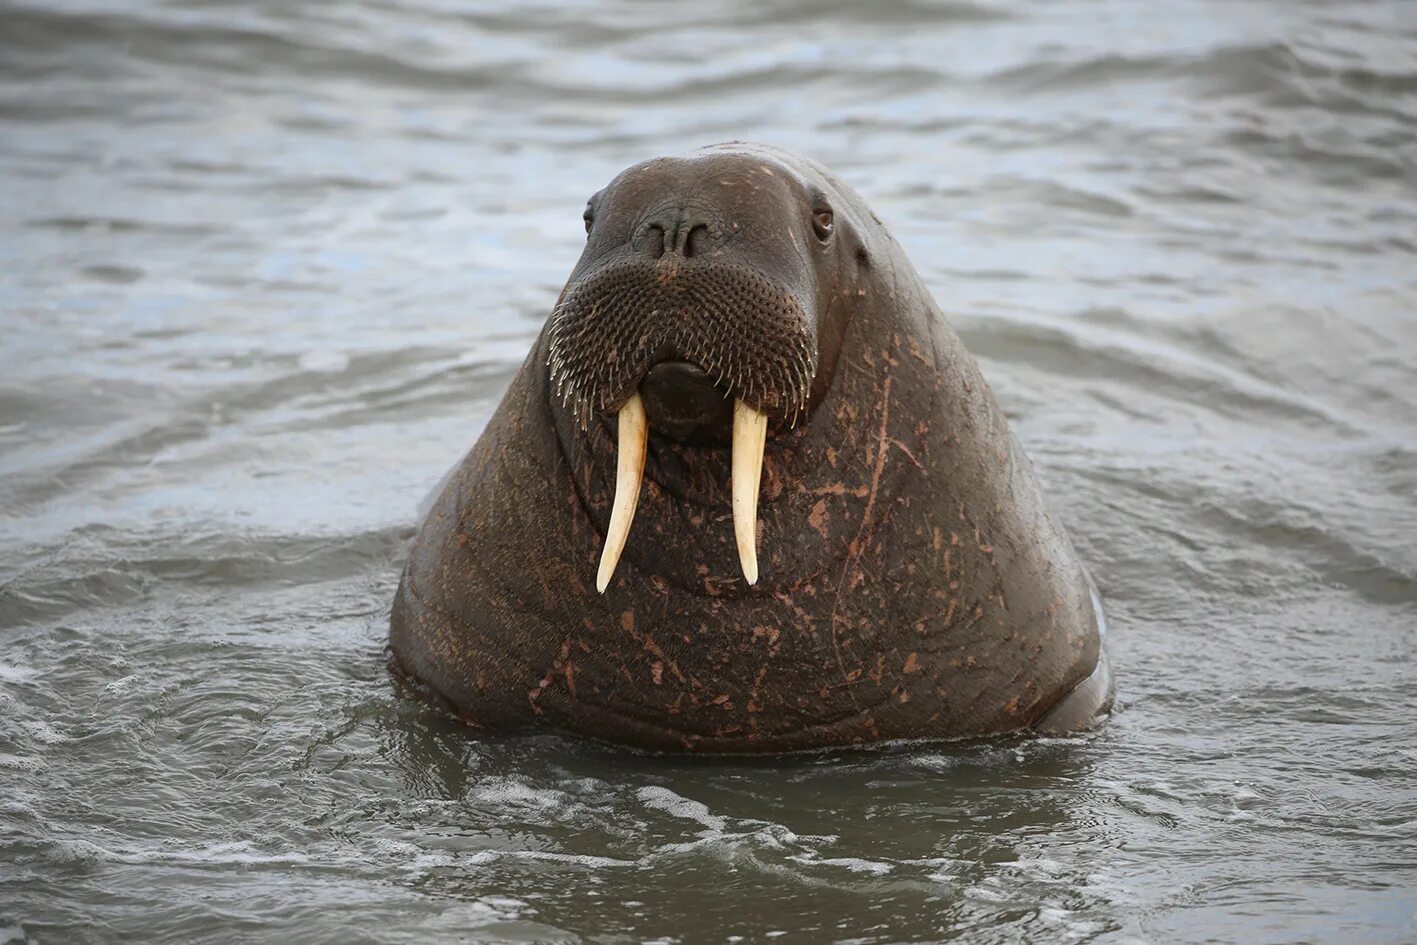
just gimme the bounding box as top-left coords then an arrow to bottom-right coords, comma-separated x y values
812,207 -> 834,240
583,209 -> 594,236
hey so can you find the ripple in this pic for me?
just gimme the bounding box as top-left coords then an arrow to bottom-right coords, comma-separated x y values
0,525 -> 411,628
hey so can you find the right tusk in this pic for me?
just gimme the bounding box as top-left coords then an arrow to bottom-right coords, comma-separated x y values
596,392 -> 648,593
731,398 -> 769,585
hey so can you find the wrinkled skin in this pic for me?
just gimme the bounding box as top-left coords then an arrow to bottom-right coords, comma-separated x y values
390,144 -> 1112,753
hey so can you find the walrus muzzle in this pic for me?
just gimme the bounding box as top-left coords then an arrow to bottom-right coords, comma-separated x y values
546,257 -> 817,591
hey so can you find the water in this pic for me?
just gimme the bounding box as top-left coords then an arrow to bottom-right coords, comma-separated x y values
2,0 -> 1415,941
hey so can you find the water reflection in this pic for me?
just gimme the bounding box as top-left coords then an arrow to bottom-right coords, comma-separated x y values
373,703 -> 1115,941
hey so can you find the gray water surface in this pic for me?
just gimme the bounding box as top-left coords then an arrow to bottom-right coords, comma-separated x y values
3,1 -> 1416,943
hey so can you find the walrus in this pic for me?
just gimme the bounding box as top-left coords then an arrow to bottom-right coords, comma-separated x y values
390,143 -> 1112,753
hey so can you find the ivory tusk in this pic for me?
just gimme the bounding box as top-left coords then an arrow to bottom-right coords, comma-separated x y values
731,398 -> 769,585
596,392 -> 648,593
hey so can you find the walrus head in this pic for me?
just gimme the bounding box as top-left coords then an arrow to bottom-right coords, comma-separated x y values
546,146 -> 861,592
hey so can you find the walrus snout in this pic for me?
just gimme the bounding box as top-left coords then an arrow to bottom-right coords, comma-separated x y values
546,257 -> 816,427
639,359 -> 733,442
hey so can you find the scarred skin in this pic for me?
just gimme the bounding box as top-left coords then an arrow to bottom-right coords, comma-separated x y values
389,144 -> 1111,753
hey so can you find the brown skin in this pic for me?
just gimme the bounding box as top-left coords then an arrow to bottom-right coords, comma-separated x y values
390,144 -> 1111,753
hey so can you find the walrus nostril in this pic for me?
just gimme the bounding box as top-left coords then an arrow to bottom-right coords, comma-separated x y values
683,223 -> 710,257
643,223 -> 666,259
635,210 -> 718,259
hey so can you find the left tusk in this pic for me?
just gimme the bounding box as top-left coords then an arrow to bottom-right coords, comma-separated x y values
731,398 -> 769,585
596,392 -> 648,593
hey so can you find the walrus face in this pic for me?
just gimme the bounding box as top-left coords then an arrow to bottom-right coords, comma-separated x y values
546,150 -> 849,592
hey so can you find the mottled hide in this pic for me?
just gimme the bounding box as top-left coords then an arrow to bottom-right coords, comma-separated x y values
390,144 -> 1111,752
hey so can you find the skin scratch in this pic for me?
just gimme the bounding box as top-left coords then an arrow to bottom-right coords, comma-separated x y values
828,373 -> 892,688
